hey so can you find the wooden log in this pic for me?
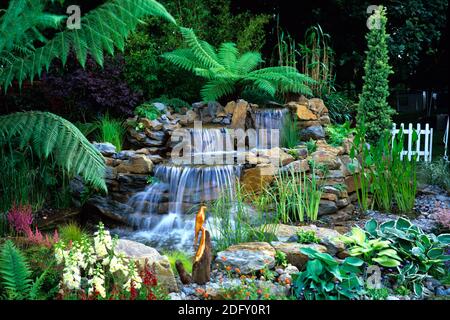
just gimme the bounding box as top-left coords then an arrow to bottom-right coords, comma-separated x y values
175,260 -> 192,285
192,230 -> 212,284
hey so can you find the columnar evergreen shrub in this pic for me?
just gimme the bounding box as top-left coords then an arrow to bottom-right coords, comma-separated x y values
357,6 -> 394,143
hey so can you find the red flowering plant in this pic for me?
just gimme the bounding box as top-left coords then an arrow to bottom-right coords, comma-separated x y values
7,203 -> 59,248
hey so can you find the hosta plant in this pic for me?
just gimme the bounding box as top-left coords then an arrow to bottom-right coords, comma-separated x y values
339,227 -> 402,267
292,247 -> 365,300
364,218 -> 450,297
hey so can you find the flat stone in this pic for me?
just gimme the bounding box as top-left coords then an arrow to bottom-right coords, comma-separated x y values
281,159 -> 310,173
215,242 -> 276,274
267,224 -> 345,255
116,155 -> 153,174
93,142 -> 116,156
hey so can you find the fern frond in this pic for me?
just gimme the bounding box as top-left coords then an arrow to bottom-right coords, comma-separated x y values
201,79 -> 236,102
179,27 -> 222,70
164,28 -> 314,102
0,240 -> 32,300
0,112 -> 107,191
236,52 -> 263,74
0,0 -> 176,92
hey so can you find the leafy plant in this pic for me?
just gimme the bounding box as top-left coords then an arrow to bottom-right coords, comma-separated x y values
325,121 -> 355,147
297,230 -> 320,244
0,0 -> 176,91
266,165 -> 322,223
339,227 -> 402,267
208,182 -> 278,252
275,250 -> 288,268
417,159 -> 450,193
323,91 -> 356,124
306,139 -> 317,154
357,6 -> 395,143
96,114 -> 126,152
163,27 -> 314,102
0,240 -> 49,300
134,102 -> 162,120
292,247 -> 365,300
0,112 -> 107,192
366,287 -> 389,300
299,24 -> 335,97
364,217 -> 450,297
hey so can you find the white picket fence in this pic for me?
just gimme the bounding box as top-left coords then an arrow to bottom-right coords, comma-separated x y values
391,123 -> 433,162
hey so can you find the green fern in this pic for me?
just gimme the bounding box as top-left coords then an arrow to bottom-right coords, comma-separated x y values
0,112 -> 107,192
163,27 -> 315,102
0,240 -> 32,300
0,0 -> 176,91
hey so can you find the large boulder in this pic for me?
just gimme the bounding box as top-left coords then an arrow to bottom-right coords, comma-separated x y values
300,125 -> 326,141
241,164 -> 276,194
93,142 -> 116,157
230,100 -> 250,129
310,150 -> 341,170
271,242 -> 327,269
115,239 -> 178,292
266,224 -> 345,256
116,155 -> 153,174
215,242 -> 276,274
280,159 -> 310,173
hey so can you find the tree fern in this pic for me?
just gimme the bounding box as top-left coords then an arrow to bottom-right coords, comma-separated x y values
0,0 -> 176,91
0,240 -> 32,300
0,112 -> 107,192
163,27 -> 315,102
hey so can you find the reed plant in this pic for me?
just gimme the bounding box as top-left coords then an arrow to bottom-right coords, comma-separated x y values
96,114 -> 126,152
349,121 -> 372,212
208,181 -> 278,252
351,123 -> 418,214
265,165 -> 323,224
281,113 -> 300,149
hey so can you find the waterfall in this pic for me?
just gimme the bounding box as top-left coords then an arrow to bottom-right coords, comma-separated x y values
254,108 -> 288,149
121,127 -> 241,250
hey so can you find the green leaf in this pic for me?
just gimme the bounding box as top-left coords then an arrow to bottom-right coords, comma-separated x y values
437,234 -> 450,244
372,255 -> 401,267
365,219 -> 378,236
413,282 -> 423,297
344,257 -> 364,267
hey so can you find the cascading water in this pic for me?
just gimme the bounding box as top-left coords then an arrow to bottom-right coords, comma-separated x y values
117,128 -> 240,250
254,108 -> 288,149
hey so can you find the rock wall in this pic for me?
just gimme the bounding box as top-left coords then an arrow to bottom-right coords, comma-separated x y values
85,97 -> 360,225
